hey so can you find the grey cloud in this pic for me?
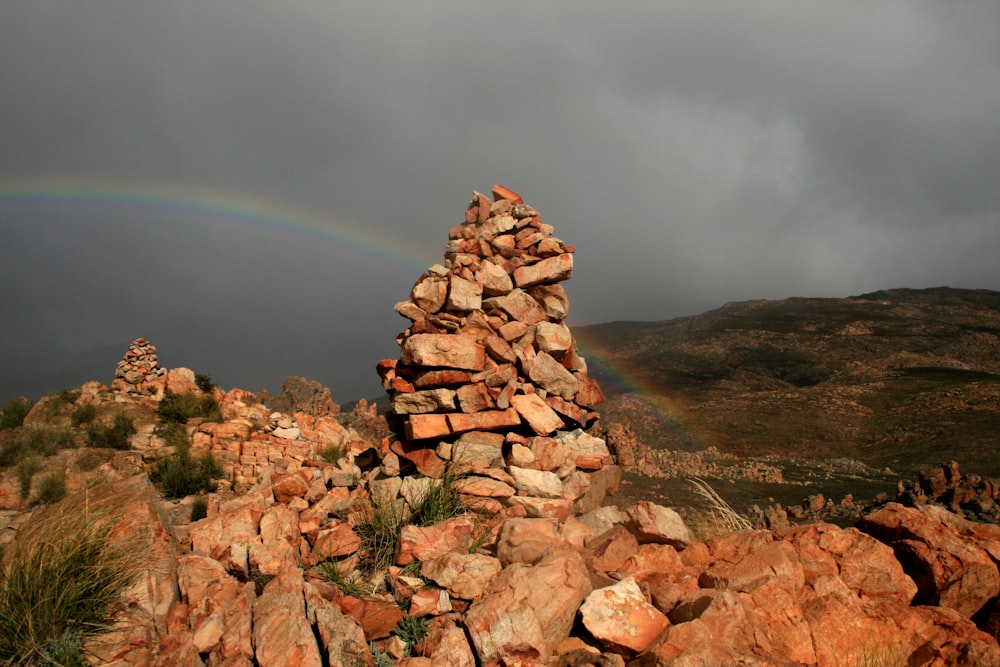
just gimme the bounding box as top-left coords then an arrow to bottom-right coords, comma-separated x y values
1,1 -> 998,401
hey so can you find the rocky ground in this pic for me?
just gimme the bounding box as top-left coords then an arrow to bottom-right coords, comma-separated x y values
1,370 -> 999,666
3,190 -> 998,666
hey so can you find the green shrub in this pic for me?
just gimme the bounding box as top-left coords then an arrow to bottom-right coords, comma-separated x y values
70,403 -> 97,427
86,411 -> 136,450
157,391 -> 222,424
16,457 -> 41,500
0,505 -> 144,666
189,495 -> 209,522
58,389 -> 81,405
0,427 -> 75,469
31,473 -> 67,506
0,397 -> 34,431
150,446 -> 224,499
155,421 -> 190,449
194,374 -> 215,393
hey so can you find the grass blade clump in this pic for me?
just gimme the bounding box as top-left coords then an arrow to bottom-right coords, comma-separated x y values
410,470 -> 465,528
0,505 -> 145,666
688,477 -> 754,537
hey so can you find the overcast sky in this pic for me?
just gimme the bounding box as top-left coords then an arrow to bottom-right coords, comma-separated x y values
2,2 -> 999,402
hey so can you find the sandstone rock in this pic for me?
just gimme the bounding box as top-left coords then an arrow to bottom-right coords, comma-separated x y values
513,252 -> 573,288
858,502 -> 1000,617
447,275 -> 483,311
582,525 -> 640,574
411,274 -> 448,313
392,388 -> 457,415
525,352 -> 579,400
311,521 -> 361,562
401,334 -> 486,371
580,577 -> 670,654
510,393 -> 565,435
466,550 -> 592,665
504,495 -> 575,520
421,551 -> 503,600
625,501 -> 692,547
409,587 -> 453,618
253,567 -> 323,667
272,472 -> 311,503
422,617 -> 477,667
496,517 -> 566,566
338,596 -> 406,641
778,522 -> 917,602
508,465 -> 564,499
485,288 -> 549,325
452,475 -> 516,498
477,259 -> 514,296
250,503 -> 300,576
314,605 -> 372,667
396,515 -> 477,566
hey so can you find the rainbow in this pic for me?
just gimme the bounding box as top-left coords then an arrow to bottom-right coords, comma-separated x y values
574,335 -> 707,451
2,175 -> 705,448
0,175 -> 437,270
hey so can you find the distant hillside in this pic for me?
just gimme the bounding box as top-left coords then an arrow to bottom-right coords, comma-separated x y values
576,287 -> 1000,480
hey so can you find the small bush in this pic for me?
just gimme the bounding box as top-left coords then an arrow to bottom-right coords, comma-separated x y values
31,473 -> 67,506
16,457 -> 41,500
70,403 -> 97,427
0,427 -> 75,469
0,505 -> 144,666
0,397 -> 34,431
189,496 -> 209,522
58,389 -> 80,403
42,397 -> 63,421
155,421 -> 190,449
194,374 -> 215,393
157,391 -> 222,424
86,411 -> 136,450
150,446 -> 224,499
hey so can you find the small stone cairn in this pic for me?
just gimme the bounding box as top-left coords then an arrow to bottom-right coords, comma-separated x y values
111,337 -> 166,396
377,185 -> 618,517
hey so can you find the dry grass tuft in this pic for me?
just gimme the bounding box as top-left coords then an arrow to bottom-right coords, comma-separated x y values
686,477 -> 754,540
0,501 -> 146,666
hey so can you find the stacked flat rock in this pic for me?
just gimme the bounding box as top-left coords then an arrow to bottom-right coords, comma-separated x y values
112,337 -> 166,395
378,185 -> 606,443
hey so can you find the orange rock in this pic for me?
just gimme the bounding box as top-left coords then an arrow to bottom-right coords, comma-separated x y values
401,333 -> 486,371
491,184 -> 523,204
580,577 -> 670,653
422,551 -> 503,600
858,503 -> 1000,617
510,393 -> 565,435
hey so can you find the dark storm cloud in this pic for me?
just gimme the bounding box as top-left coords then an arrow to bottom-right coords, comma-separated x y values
1,1 -> 999,401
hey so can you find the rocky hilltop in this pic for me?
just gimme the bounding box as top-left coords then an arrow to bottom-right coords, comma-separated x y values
576,288 -> 1000,509
0,189 -> 998,666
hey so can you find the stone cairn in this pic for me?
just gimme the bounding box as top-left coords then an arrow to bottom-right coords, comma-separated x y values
111,337 -> 166,396
377,185 -> 618,517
